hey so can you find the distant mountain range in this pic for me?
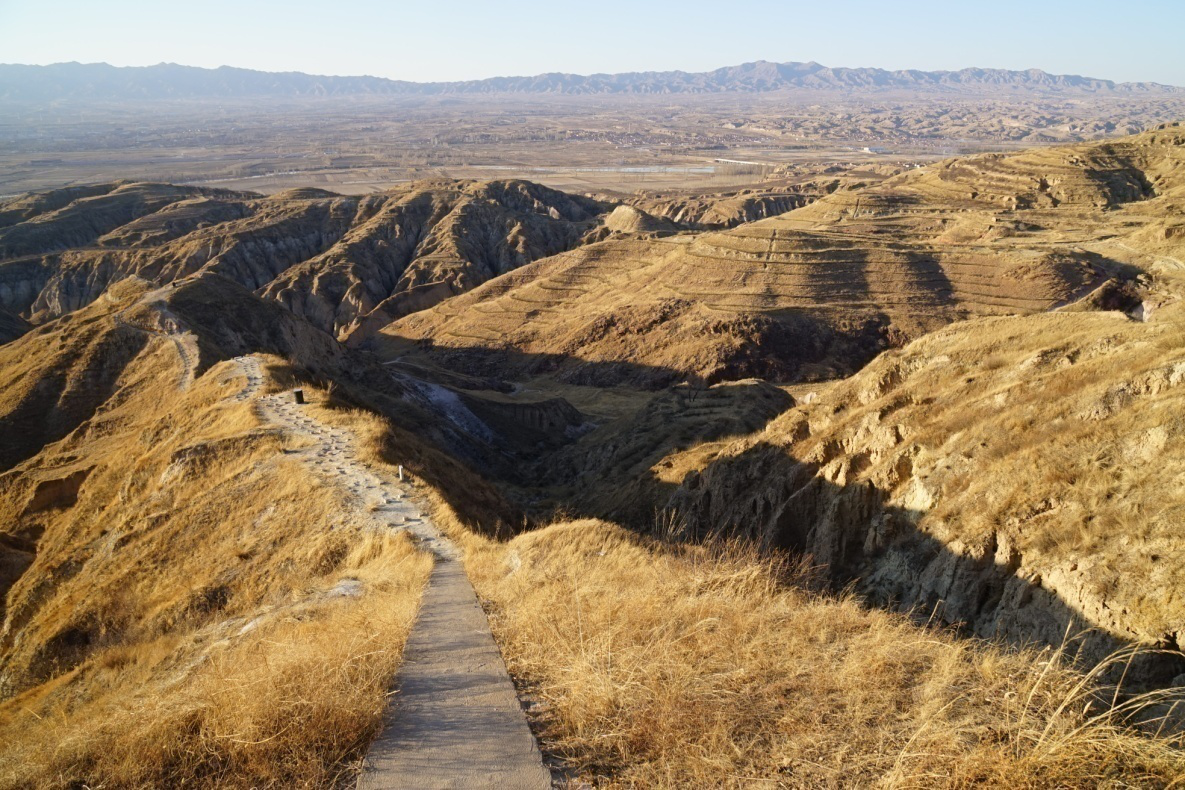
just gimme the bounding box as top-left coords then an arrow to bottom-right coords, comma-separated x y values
1,60 -> 1179,101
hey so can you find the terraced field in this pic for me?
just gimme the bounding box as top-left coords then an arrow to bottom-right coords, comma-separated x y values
382,125 -> 1185,385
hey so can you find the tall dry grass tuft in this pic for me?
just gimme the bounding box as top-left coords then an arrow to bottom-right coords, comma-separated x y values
461,517 -> 1185,788
2,482 -> 432,789
1,533 -> 430,788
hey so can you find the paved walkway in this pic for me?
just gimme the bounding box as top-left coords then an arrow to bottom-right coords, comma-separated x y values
357,557 -> 551,790
231,356 -> 550,790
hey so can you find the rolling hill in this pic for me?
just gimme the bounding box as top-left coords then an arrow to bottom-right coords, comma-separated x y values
3,117 -> 1185,786
0,179 -> 606,341
379,124 -> 1185,386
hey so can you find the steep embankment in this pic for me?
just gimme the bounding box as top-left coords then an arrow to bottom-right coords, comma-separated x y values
0,179 -> 607,342
383,125 -> 1185,387
669,278 -> 1185,681
660,124 -> 1185,677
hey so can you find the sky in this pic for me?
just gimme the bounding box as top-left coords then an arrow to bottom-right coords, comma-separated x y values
1,0 -> 1183,86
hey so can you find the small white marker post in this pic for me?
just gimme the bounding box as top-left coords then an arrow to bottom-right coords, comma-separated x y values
398,464 -> 404,482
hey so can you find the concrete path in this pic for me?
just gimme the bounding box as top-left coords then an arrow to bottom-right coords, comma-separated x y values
230,356 -> 550,790
357,556 -> 551,790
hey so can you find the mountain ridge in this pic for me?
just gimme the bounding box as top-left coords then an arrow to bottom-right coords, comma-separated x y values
2,59 -> 1179,101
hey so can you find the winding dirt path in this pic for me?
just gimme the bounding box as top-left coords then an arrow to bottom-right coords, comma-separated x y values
231,355 -> 550,789
111,283 -> 200,389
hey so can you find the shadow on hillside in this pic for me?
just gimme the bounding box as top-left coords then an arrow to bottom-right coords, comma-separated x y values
381,310 -> 899,391
668,439 -> 1185,688
370,343 -> 805,516
165,275 -> 764,536
0,321 -> 150,472
362,345 -> 1184,689
159,275 -> 1185,684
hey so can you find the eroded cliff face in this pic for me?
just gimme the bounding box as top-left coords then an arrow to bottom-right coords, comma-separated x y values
0,179 -> 608,342
671,298 -> 1185,683
261,181 -> 606,342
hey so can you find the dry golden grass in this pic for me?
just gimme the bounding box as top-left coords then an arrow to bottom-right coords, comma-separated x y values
0,531 -> 430,789
455,515 -> 1185,788
262,363 -> 518,535
0,336 -> 433,787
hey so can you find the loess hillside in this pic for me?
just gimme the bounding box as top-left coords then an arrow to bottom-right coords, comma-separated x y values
376,124 -> 1185,682
667,273 -> 1185,684
0,178 -> 606,343
4,120 -> 1185,785
380,124 -> 1185,388
0,279 -> 437,786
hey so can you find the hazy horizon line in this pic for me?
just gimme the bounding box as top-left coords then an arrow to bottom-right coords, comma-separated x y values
4,58 -> 1180,89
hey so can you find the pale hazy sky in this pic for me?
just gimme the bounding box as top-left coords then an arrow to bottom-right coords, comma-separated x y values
1,0 -> 1182,86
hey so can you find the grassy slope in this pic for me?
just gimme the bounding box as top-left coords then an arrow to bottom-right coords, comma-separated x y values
445,513 -> 1185,788
0,307 -> 431,787
662,289 -> 1185,666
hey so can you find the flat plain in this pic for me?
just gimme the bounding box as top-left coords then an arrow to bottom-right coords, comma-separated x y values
6,91 -> 1185,197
